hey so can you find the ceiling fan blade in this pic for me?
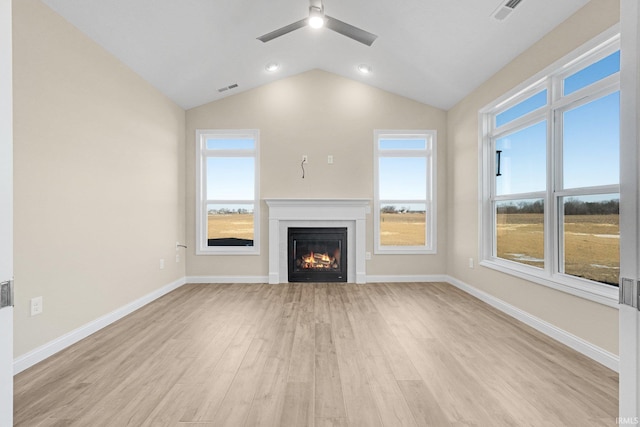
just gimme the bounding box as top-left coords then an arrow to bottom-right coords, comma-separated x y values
257,18 -> 308,43
325,15 -> 377,46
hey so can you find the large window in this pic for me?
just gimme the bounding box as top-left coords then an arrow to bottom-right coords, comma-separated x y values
480,32 -> 620,302
196,130 -> 260,255
374,130 -> 436,254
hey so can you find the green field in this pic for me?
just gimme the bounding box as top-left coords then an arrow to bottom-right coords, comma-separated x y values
497,213 -> 619,285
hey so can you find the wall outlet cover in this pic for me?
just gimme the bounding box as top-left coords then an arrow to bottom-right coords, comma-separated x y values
30,296 -> 43,316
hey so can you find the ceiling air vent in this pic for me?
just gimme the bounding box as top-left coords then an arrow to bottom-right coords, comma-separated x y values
492,0 -> 524,21
218,83 -> 239,93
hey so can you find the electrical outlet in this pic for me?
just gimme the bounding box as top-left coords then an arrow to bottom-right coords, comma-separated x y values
30,296 -> 43,316
160,258 -> 165,270
365,251 -> 372,260
176,253 -> 180,263
468,257 -> 474,268
327,155 -> 334,164
302,155 -> 308,163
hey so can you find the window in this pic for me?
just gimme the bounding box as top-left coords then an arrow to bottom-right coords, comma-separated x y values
374,130 -> 436,254
196,129 -> 260,255
480,32 -> 620,302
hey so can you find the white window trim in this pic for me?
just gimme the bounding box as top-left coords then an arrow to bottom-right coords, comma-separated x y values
195,129 -> 260,255
478,26 -> 620,307
373,129 -> 437,255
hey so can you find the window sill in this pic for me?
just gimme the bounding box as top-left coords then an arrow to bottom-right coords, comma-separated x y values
479,258 -> 619,308
375,247 -> 436,255
196,248 -> 260,256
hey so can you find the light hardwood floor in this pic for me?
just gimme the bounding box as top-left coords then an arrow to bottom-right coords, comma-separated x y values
14,282 -> 618,426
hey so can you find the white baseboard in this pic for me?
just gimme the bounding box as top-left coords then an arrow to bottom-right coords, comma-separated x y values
13,277 -> 187,375
445,275 -> 619,372
187,274 -> 447,284
186,275 -> 269,284
366,274 -> 449,283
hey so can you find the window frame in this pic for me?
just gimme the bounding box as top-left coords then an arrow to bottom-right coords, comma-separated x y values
195,129 -> 260,255
479,29 -> 620,306
373,130 -> 437,255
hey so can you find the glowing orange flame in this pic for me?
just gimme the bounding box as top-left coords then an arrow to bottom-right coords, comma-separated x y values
301,251 -> 335,269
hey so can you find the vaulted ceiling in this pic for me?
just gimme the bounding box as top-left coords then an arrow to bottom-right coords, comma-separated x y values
40,0 -> 591,110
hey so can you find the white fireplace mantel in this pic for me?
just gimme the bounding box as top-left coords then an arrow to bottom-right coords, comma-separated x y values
265,199 -> 369,284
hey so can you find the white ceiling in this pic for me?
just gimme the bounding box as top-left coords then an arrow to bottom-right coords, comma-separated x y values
40,0 -> 591,110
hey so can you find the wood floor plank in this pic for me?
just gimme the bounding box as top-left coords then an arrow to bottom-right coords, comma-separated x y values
361,354 -> 418,427
244,293 -> 300,426
364,311 -> 421,381
211,289 -> 287,426
315,418 -> 349,427
287,310 -> 315,383
328,287 -> 383,427
397,379 -> 452,426
314,283 -> 331,324
280,381 -> 314,427
314,323 -> 347,419
13,282 -> 618,427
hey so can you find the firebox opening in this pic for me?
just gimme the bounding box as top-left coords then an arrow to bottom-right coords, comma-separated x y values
288,227 -> 347,282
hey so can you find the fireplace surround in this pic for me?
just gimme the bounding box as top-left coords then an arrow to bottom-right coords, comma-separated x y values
265,199 -> 369,284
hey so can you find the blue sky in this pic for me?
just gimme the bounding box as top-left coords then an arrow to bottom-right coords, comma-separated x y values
496,91 -> 619,195
496,50 -> 620,196
379,157 -> 426,201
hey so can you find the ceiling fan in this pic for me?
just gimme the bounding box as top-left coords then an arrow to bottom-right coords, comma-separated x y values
257,0 -> 378,47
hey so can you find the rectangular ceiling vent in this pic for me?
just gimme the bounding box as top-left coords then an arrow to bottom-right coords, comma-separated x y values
218,83 -> 239,93
492,0 -> 524,21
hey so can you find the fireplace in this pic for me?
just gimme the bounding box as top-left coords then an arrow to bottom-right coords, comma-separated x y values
265,199 -> 368,284
288,227 -> 347,282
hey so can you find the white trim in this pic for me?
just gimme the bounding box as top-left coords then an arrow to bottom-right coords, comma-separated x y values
446,275 -> 619,372
373,130 -> 437,255
366,274 -> 448,283
0,0 -> 12,424
479,27 -> 622,305
479,259 -> 619,308
13,277 -> 187,375
195,129 -> 260,256
265,199 -> 369,284
619,0 -> 640,417
480,25 -> 620,115
186,276 -> 269,284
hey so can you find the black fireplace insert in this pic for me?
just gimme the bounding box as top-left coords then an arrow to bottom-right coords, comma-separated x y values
287,227 -> 347,282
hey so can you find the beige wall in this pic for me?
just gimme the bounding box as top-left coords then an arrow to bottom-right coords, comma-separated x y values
12,0 -> 186,357
186,70 -> 447,278
446,0 -> 620,355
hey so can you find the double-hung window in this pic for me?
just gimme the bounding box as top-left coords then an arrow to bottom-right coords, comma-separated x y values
480,32 -> 620,302
374,130 -> 436,254
195,129 -> 260,255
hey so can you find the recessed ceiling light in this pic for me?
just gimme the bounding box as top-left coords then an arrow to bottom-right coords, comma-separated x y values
358,64 -> 372,74
265,62 -> 280,72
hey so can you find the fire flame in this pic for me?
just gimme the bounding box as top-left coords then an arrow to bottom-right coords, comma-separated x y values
301,251 -> 335,269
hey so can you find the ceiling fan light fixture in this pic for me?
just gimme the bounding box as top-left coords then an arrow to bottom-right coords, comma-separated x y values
308,6 -> 325,29
256,0 -> 377,46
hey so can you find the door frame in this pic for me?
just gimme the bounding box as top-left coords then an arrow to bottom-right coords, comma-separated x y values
0,0 -> 13,425
619,0 -> 640,419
